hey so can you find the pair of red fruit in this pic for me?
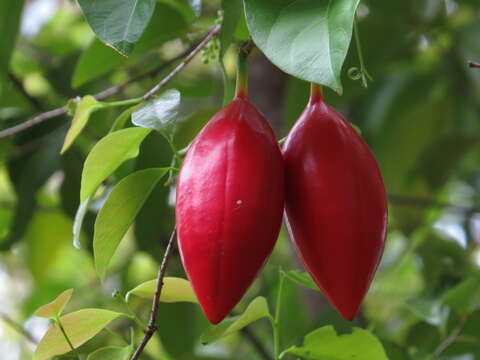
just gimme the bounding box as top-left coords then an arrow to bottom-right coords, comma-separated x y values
176,50 -> 387,324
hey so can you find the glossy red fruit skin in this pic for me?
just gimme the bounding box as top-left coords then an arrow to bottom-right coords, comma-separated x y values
283,93 -> 387,321
176,94 -> 284,324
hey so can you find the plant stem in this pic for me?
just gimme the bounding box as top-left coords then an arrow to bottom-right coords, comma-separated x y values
353,17 -> 372,88
55,316 -> 80,360
469,61 -> 480,68
104,98 -> 143,108
273,271 -> 286,360
130,228 -> 177,360
235,39 -> 255,98
309,83 -> 323,105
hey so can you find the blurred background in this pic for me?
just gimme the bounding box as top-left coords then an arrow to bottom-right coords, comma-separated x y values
1,0 -> 480,359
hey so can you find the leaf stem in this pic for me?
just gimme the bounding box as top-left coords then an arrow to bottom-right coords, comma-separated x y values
273,271 -> 286,359
309,83 -> 324,105
104,98 -> 143,108
235,39 -> 255,98
353,17 -> 372,88
55,316 -> 80,360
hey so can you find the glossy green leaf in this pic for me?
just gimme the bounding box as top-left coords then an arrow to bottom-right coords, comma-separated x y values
80,127 -> 151,203
77,0 -> 156,56
34,289 -> 73,319
72,3 -> 188,87
283,270 -> 319,291
245,0 -> 360,93
34,309 -> 125,360
110,104 -> 143,132
132,89 -> 181,140
94,168 -> 168,279
87,345 -> 134,360
126,277 -> 198,303
443,276 -> 480,313
281,326 -> 388,360
201,297 -> 271,344
61,96 -> 103,154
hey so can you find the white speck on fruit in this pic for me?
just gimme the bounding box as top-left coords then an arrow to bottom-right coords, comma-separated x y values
236,200 -> 242,205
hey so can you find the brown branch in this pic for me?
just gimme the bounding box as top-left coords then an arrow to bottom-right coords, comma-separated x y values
432,314 -> 468,358
0,24 -> 221,139
143,24 -> 221,101
0,312 -> 37,345
468,61 -> 480,68
130,228 -> 177,360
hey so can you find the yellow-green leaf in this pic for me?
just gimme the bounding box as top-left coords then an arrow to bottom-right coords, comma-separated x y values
34,289 -> 74,319
280,326 -> 388,360
34,309 -> 125,360
126,277 -> 197,303
87,345 -> 134,360
80,127 -> 151,203
61,96 -> 102,154
201,297 -> 271,344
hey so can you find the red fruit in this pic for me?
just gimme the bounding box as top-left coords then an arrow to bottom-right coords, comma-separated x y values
283,85 -> 387,321
176,93 -> 284,324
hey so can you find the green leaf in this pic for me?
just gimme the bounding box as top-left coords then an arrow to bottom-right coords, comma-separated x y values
80,127 -> 151,203
404,298 -> 449,326
283,270 -> 319,291
443,276 -> 480,313
201,297 -> 271,344
77,0 -> 157,56
281,326 -> 388,360
34,289 -> 74,319
94,168 -> 169,279
73,197 -> 91,249
220,0 -> 243,57
110,104 -> 143,132
126,277 -> 198,303
34,309 -> 125,360
188,0 -> 202,16
244,0 -> 360,93
132,89 -> 181,140
72,3 -> 188,87
61,96 -> 103,154
87,345 -> 134,360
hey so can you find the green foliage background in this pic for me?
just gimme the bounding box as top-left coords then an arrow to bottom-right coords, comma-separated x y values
1,0 -> 480,359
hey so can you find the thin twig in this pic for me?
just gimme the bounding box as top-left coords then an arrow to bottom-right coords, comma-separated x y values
0,312 -> 37,345
241,327 -> 274,360
0,25 -> 221,138
468,61 -> 480,68
130,228 -> 177,360
143,24 -> 221,101
432,314 -> 468,358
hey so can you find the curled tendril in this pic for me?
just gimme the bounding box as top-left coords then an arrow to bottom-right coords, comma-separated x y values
348,67 -> 362,81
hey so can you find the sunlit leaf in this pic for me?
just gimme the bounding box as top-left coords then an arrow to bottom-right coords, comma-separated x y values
245,0 -> 360,93
34,289 -> 74,319
132,89 -> 181,140
126,277 -> 198,303
201,297 -> 271,344
220,0 -> 242,57
281,326 -> 388,360
80,127 -> 151,203
34,309 -> 125,360
87,345 -> 134,360
94,168 -> 169,279
77,0 -> 156,56
61,96 -> 103,154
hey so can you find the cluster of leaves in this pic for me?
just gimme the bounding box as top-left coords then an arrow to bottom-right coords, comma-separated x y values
0,0 -> 480,359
